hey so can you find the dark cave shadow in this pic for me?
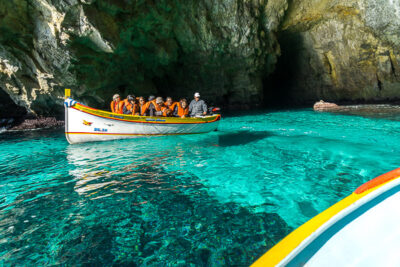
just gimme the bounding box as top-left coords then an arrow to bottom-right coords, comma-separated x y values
264,31 -> 305,107
217,130 -> 273,147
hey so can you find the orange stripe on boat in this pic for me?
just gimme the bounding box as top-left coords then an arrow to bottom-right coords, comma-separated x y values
354,168 -> 400,194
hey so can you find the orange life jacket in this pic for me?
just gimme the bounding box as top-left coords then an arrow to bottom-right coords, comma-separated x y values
141,100 -> 168,116
167,102 -> 179,111
132,103 -> 140,115
177,103 -> 189,117
138,103 -> 145,116
110,100 -> 124,114
141,101 -> 152,116
153,100 -> 163,112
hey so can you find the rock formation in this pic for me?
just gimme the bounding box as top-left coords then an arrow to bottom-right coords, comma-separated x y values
313,100 -> 339,111
272,0 -> 400,104
1,0 -> 400,123
0,0 -> 288,123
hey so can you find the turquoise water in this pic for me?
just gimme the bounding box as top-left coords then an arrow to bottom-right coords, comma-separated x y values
1,108 -> 400,265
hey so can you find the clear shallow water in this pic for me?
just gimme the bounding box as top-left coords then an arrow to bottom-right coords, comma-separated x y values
1,108 -> 400,265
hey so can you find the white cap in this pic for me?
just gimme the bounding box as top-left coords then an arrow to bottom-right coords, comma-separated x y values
113,94 -> 120,100
194,92 -> 200,98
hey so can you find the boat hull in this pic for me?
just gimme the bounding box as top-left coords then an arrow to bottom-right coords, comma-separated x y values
252,168 -> 400,267
64,99 -> 220,144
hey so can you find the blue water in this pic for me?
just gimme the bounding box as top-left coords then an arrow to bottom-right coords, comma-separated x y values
1,108 -> 400,265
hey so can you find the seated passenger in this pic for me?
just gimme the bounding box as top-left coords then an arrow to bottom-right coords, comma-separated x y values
154,97 -> 168,116
140,96 -> 154,116
122,95 -> 136,115
165,97 -> 178,111
110,94 -> 124,114
136,97 -> 146,116
189,92 -> 207,116
141,97 -> 167,116
174,99 -> 189,118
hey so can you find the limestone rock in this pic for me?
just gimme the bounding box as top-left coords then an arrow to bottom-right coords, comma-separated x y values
313,100 -> 339,111
3,0 -> 400,119
0,0 -> 289,118
274,0 -> 400,104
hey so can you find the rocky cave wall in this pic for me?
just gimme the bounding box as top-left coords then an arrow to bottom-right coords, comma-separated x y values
1,0 -> 400,119
269,0 -> 400,105
0,0 -> 287,120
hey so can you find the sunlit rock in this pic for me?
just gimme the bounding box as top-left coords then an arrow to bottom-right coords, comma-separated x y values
313,100 -> 339,111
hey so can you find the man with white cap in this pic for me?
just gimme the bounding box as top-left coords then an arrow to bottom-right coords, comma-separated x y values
189,92 -> 207,116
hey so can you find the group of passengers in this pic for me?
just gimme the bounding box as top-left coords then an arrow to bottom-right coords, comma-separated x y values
110,92 -> 208,118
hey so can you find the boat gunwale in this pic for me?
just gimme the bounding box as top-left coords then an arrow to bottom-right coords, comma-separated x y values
72,102 -> 221,125
252,168 -> 400,267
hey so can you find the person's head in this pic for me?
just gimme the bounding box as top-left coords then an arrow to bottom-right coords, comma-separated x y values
156,97 -> 164,105
148,95 -> 155,101
127,95 -> 135,103
138,97 -> 145,105
194,92 -> 200,101
166,97 -> 172,106
113,94 -> 120,101
180,98 -> 188,108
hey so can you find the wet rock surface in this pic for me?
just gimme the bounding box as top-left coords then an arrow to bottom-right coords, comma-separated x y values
8,117 -> 64,131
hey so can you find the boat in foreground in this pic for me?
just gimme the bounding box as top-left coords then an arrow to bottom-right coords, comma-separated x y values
253,168 -> 400,266
64,98 -> 221,144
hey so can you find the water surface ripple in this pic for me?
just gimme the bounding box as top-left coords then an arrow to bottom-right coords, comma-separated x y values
1,108 -> 399,265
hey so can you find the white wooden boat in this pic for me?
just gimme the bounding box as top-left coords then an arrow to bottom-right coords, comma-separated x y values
252,168 -> 400,267
64,98 -> 221,144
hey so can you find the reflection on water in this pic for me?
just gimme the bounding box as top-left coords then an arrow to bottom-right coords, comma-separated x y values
1,108 -> 400,265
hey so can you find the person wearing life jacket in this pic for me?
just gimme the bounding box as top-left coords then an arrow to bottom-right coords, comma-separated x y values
141,96 -> 153,116
165,97 -> 178,111
135,96 -> 145,115
110,94 -> 124,114
141,96 -> 167,116
173,99 -> 189,118
122,95 -> 136,115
